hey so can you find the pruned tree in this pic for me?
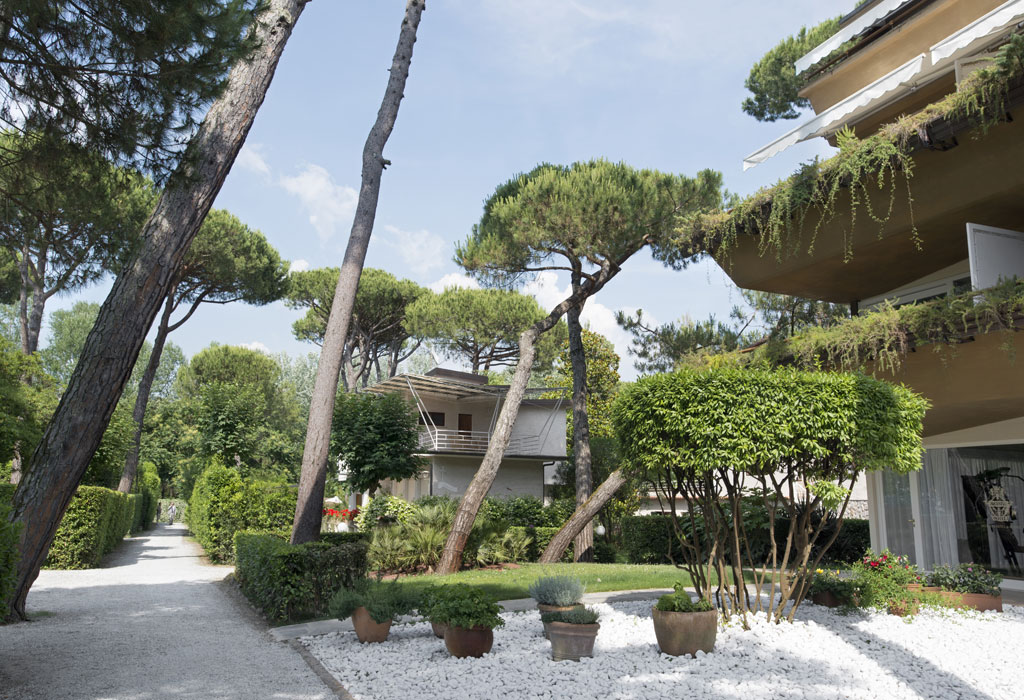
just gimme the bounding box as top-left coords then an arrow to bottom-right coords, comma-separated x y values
5,0 -> 309,621
435,160 -> 722,573
286,267 -> 425,389
616,310 -> 746,374
290,0 -> 425,545
404,286 -> 564,373
117,209 -> 287,493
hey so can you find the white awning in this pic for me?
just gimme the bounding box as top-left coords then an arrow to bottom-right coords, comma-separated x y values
743,54 -> 926,171
795,0 -> 916,74
930,0 -> 1024,64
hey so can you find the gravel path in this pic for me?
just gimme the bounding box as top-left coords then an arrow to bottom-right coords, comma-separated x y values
0,523 -> 332,700
303,599 -> 1024,700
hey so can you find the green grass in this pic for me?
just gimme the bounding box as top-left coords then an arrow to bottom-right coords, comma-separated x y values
388,563 -> 692,602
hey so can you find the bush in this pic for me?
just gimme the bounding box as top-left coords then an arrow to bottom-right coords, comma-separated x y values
656,582 -> 713,613
234,531 -> 369,622
355,494 -> 416,531
528,576 -> 584,606
621,515 -> 680,564
541,606 -> 599,625
425,583 -> 504,630
1,483 -> 20,612
135,461 -> 161,531
45,486 -> 136,569
157,498 -> 187,523
507,526 -> 571,562
328,578 -> 417,623
187,463 -> 295,563
928,563 -> 1002,596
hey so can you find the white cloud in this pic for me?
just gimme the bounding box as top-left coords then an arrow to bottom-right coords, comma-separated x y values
522,271 -> 635,364
427,273 -> 480,293
237,143 -> 271,177
240,341 -> 270,354
383,225 -> 447,277
289,259 -> 310,274
279,164 -> 358,241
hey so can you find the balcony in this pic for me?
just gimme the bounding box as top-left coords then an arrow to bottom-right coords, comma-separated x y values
418,428 -> 542,456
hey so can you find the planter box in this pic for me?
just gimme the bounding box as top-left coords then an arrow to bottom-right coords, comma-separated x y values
651,607 -> 717,657
960,592 -> 1003,612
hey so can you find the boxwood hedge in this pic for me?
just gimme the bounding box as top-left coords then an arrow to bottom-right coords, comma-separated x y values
234,531 -> 369,622
45,486 -> 139,569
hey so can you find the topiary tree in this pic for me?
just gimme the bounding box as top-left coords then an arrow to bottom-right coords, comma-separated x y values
614,366 -> 927,625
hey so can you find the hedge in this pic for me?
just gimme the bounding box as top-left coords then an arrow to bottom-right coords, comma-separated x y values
187,464 -> 296,563
45,486 -> 138,569
234,531 -> 369,621
1,483 -> 19,612
135,461 -> 161,531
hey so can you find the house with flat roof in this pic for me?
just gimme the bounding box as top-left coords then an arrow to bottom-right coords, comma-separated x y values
363,367 -> 567,501
713,0 -> 1024,580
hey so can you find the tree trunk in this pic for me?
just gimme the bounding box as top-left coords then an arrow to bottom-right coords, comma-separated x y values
4,0 -> 306,622
117,294 -> 174,493
540,468 -> 629,563
290,0 -> 425,545
566,291 -> 594,562
23,285 -> 46,355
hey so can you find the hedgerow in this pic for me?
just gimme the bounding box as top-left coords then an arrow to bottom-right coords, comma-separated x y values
44,486 -> 138,569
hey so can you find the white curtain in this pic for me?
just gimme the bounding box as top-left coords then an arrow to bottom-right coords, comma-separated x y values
916,449 -> 960,569
949,446 -> 1024,570
881,469 -> 917,564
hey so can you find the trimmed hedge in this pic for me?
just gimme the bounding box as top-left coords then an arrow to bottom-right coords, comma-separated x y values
187,464 -> 296,563
45,486 -> 138,569
234,530 -> 369,621
1,483 -> 19,612
135,461 -> 161,531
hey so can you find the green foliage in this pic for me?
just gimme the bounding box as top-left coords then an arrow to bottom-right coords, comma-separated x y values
0,336 -> 54,463
44,486 -> 136,569
330,392 -> 424,495
234,531 -> 369,622
355,494 -> 417,531
158,499 -> 188,523
741,17 -> 841,122
328,578 -> 417,624
136,462 -> 161,530
507,526 -> 572,562
617,310 -> 744,373
541,606 -> 599,625
656,583 -> 714,613
809,569 -> 859,604
186,463 -> 296,563
621,516 -> 681,565
476,529 -> 534,566
367,526 -> 411,572
528,575 -> 585,606
425,584 -> 505,630
0,483 -> 20,612
82,399 -> 136,488
928,563 -> 1002,596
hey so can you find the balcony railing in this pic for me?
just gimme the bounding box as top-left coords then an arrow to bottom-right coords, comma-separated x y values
418,428 -> 543,456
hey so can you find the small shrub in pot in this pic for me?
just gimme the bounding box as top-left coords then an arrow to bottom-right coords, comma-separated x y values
652,583 -> 717,657
541,606 -> 600,662
928,563 -> 1003,611
426,584 -> 505,658
529,575 -> 584,637
329,579 -> 416,643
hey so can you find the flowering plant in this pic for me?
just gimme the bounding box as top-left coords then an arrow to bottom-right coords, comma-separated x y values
928,563 -> 1002,596
322,507 -> 359,521
809,569 -> 859,603
856,548 -> 918,585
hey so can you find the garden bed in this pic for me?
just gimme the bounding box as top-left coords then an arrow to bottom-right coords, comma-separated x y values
302,599 -> 1023,699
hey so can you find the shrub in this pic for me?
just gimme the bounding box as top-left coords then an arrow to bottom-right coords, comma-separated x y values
476,529 -> 533,566
135,461 -> 161,531
367,526 -> 410,572
45,486 -> 135,569
928,563 -> 1002,596
157,498 -> 188,523
328,579 -> 417,624
656,583 -> 713,613
355,494 -> 416,531
528,576 -> 584,606
621,515 -> 680,564
403,524 -> 446,571
1,483 -> 20,612
541,606 -> 599,625
507,526 -> 571,562
809,569 -> 859,605
425,583 -> 504,630
234,531 -> 369,622
856,549 -> 918,585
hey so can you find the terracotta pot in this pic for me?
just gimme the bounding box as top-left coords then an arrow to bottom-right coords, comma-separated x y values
351,606 -> 392,643
940,590 -> 964,607
651,607 -> 718,657
431,621 -> 448,639
547,622 -> 599,662
811,591 -> 843,608
444,625 -> 494,658
960,592 -> 1003,612
905,584 -> 924,592
922,586 -> 941,593
537,603 -> 581,639
887,600 -> 919,617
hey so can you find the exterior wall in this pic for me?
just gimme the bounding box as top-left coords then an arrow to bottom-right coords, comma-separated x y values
430,455 -> 544,500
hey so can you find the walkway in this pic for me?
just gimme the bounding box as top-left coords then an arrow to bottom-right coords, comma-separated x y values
0,523 -> 332,700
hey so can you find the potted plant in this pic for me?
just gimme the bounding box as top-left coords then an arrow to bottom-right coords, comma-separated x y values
528,575 -> 584,638
541,606 -> 600,662
928,563 -> 1003,612
328,579 -> 416,643
418,585 -> 447,638
651,583 -> 717,657
426,584 -> 505,658
809,569 -> 858,608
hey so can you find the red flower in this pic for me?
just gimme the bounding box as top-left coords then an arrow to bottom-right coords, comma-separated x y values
870,562 -> 878,567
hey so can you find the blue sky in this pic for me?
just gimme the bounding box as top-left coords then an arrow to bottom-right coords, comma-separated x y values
51,0 -> 849,379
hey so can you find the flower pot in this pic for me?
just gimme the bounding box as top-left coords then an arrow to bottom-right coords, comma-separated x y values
651,607 -> 717,657
351,606 -> 392,643
811,591 -> 843,608
547,621 -> 599,662
940,590 -> 964,607
444,625 -> 494,658
431,621 -> 448,639
959,592 -> 1002,612
887,600 -> 919,617
906,584 -> 924,592
538,603 -> 581,639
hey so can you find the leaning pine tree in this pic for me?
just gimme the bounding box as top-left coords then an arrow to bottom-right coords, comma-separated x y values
435,160 -> 722,574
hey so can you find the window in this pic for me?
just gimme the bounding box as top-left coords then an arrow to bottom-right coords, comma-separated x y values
418,411 -> 445,427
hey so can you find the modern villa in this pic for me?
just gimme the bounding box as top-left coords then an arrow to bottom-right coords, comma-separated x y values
364,367 -> 567,501
720,0 -> 1024,582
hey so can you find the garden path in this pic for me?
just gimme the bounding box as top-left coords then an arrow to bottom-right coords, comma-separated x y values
0,523 -> 333,700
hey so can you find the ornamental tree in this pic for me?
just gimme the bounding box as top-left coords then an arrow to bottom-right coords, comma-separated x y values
434,159 -> 722,573
614,367 -> 927,625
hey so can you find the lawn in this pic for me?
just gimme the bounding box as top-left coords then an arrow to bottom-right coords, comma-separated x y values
388,563 -> 692,601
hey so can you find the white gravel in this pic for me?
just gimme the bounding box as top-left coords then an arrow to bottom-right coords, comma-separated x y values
302,599 -> 1024,699
0,523 -> 331,700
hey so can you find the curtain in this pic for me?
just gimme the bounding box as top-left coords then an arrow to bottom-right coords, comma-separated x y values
881,469 -> 917,565
916,449 -> 960,569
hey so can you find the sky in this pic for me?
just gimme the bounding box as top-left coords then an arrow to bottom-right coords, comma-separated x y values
47,0 -> 850,380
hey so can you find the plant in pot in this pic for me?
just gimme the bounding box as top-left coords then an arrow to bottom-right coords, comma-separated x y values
418,585 -> 447,638
528,575 -> 584,638
928,563 -> 1003,612
809,569 -> 858,608
541,606 -> 600,662
651,583 -> 717,657
329,579 -> 416,643
426,584 -> 505,658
